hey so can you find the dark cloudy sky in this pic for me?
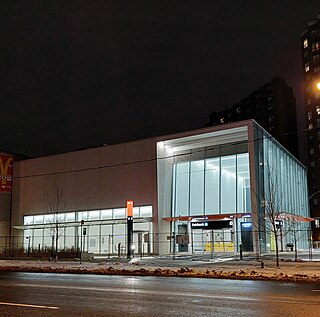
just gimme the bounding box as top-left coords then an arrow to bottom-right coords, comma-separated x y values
2,1 -> 320,157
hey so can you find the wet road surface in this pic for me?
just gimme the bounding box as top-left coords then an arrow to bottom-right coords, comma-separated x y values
0,272 -> 319,316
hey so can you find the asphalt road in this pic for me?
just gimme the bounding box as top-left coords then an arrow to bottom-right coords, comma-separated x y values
0,272 -> 319,317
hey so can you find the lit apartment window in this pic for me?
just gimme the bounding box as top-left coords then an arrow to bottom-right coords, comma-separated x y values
309,123 -> 314,130
220,117 -> 225,124
311,161 -> 316,168
304,38 -> 308,48
315,219 -> 320,228
317,106 -> 320,115
312,42 -> 320,52
304,50 -> 308,58
307,99 -> 312,105
268,105 -> 274,111
268,116 -> 274,123
236,107 -> 241,113
310,148 -> 315,155
308,111 -> 313,120
305,63 -> 310,72
314,198 -> 318,206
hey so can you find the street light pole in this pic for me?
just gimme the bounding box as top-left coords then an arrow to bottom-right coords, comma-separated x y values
80,220 -> 84,264
26,236 -> 30,257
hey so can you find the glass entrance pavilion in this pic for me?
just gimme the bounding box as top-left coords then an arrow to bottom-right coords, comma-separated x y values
157,121 -> 310,255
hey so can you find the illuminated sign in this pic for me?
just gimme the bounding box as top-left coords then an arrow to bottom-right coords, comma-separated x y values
0,155 -> 13,193
127,200 -> 133,217
191,220 -> 233,230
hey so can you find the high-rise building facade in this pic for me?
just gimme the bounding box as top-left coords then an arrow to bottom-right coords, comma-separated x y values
301,14 -> 320,241
207,77 -> 299,159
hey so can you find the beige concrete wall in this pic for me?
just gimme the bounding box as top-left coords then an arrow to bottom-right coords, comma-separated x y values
12,138 -> 158,231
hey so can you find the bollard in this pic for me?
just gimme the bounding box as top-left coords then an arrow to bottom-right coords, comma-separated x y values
261,261 -> 264,268
239,244 -> 243,260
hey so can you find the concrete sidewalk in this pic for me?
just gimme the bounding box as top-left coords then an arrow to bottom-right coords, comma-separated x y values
0,250 -> 319,283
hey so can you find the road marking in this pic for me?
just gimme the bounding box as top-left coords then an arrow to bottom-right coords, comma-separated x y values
0,302 -> 59,310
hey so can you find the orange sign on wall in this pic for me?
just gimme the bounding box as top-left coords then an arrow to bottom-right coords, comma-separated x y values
0,154 -> 13,193
127,200 -> 134,217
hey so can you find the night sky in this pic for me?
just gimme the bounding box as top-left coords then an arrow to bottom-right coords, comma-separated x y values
2,1 -> 320,157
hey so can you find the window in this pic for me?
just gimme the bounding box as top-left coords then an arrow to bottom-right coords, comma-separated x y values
304,38 -> 308,48
34,215 -> 44,224
318,131 -> 320,140
317,118 -> 320,128
310,148 -> 315,155
311,161 -> 316,169
88,210 -> 100,221
316,106 -> 320,115
140,206 -> 152,217
269,126 -> 274,132
314,67 -> 320,73
309,123 -> 313,130
113,208 -> 125,219
268,116 -> 274,123
312,42 -> 320,52
268,105 -> 274,111
236,107 -> 241,113
305,63 -> 310,72
220,117 -> 225,124
307,99 -> 312,105
308,111 -> 313,120
101,209 -> 112,219
311,29 -> 320,39
313,54 -> 320,65
65,212 -> 75,222
316,92 -> 320,99
315,219 -> 320,228
24,216 -> 34,225
314,198 -> 318,206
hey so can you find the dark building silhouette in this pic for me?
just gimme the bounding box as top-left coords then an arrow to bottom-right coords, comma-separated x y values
301,14 -> 320,241
207,77 -> 299,159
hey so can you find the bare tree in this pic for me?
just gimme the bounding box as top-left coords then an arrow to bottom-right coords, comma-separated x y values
45,186 -> 66,261
253,163 -> 287,267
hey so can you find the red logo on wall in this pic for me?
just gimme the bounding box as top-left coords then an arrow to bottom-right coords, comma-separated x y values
0,155 -> 13,192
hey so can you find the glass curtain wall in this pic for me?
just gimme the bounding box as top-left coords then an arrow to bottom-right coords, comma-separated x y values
23,205 -> 153,254
254,123 -> 310,250
172,149 -> 251,217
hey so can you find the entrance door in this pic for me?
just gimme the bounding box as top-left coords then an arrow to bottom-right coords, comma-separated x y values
240,222 -> 253,252
178,224 -> 188,252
